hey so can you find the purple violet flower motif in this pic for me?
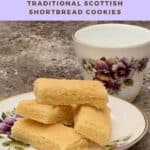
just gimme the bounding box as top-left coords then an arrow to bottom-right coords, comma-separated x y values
120,57 -> 132,68
137,57 -> 149,71
95,60 -> 109,70
89,57 -> 148,94
112,62 -> 135,79
94,60 -> 112,82
120,57 -> 136,79
106,58 -> 116,67
0,122 -> 11,132
112,62 -> 126,77
95,70 -> 111,82
104,80 -> 122,92
126,68 -> 135,79
0,116 -> 17,134
4,117 -> 16,126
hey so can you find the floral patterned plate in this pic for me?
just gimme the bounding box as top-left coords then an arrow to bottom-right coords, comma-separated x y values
0,92 -> 148,150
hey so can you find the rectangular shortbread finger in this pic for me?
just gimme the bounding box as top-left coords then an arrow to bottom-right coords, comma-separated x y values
34,78 -> 108,109
16,100 -> 73,126
74,106 -> 111,146
12,119 -> 88,150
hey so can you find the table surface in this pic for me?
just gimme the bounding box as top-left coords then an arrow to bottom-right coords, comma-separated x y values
0,21 -> 149,150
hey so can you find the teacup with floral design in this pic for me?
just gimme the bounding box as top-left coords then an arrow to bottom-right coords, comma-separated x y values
74,24 -> 150,102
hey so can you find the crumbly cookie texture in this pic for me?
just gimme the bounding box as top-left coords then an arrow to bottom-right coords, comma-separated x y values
75,106 -> 111,146
34,78 -> 108,109
12,119 -> 88,150
16,100 -> 74,126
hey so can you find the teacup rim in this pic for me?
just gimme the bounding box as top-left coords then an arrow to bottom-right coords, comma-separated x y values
73,23 -> 150,49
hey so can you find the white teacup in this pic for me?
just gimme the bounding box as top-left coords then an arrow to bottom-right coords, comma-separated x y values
73,24 -> 150,102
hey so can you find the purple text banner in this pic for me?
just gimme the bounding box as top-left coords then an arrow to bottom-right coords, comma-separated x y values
0,0 -> 150,21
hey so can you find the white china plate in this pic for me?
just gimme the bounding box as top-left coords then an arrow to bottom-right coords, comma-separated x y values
0,92 -> 148,150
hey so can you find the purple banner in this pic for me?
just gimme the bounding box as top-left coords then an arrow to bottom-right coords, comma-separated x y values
0,0 -> 150,21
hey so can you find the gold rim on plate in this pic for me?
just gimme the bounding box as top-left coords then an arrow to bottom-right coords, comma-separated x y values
109,95 -> 149,149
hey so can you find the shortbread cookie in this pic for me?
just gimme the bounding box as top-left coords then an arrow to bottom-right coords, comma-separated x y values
75,106 -> 111,146
12,119 -> 88,150
16,100 -> 73,126
34,78 -> 108,109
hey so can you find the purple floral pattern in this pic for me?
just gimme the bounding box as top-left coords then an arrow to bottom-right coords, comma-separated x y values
83,57 -> 149,93
0,109 -> 20,136
0,110 -> 27,150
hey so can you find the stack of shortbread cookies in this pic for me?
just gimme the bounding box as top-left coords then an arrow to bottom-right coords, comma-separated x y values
12,78 -> 111,150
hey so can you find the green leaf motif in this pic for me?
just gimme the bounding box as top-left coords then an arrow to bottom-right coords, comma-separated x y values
0,133 -> 28,150
124,79 -> 134,86
0,135 -> 5,139
1,112 -> 7,120
122,135 -> 132,141
2,141 -> 10,147
82,58 -> 95,72
9,143 -> 25,150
